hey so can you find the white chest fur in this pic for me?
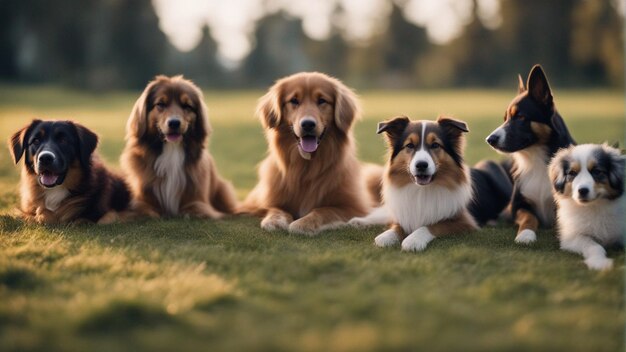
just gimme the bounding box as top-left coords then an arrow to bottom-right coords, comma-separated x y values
44,186 -> 70,211
383,182 -> 472,234
557,196 -> 625,245
513,147 -> 555,225
154,143 -> 186,215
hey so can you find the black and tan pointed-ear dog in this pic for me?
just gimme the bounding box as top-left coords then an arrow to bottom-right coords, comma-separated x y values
8,120 -> 131,224
486,64 -> 576,244
120,75 -> 238,219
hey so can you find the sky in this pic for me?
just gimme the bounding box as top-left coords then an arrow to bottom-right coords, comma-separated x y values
151,0 -> 624,65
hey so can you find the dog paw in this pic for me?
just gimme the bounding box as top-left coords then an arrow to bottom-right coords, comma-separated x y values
97,212 -> 119,225
374,230 -> 399,247
585,256 -> 613,271
288,218 -> 320,236
348,217 -> 369,228
261,214 -> 291,231
515,229 -> 536,244
401,227 -> 434,252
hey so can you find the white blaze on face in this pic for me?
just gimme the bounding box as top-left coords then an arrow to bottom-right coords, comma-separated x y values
410,122 -> 436,177
570,145 -> 599,203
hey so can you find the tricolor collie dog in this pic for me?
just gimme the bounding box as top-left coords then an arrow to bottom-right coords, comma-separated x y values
486,64 -> 575,244
121,75 -> 238,218
367,116 -> 511,252
8,120 -> 130,224
549,144 -> 625,270
240,72 -> 382,235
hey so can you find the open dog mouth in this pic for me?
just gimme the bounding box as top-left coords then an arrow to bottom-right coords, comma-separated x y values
159,129 -> 183,143
38,171 -> 62,188
296,130 -> 325,153
412,173 -> 433,186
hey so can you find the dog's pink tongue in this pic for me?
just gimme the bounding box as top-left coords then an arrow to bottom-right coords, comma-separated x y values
40,173 -> 58,187
300,136 -> 318,153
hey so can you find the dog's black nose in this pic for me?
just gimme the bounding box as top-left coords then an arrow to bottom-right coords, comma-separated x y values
168,119 -> 181,130
38,152 -> 55,165
415,161 -> 429,171
578,187 -> 590,197
486,134 -> 499,146
301,119 -> 316,132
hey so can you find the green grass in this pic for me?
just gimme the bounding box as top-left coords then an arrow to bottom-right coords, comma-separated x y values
0,86 -> 624,351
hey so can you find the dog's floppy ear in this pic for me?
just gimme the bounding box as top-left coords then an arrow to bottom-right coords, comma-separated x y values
549,149 -> 569,194
73,122 -> 99,167
527,64 -> 553,107
8,119 -> 41,164
605,146 -> 626,195
257,84 -> 282,129
437,116 -> 469,135
190,82 -> 212,144
377,116 -> 409,138
334,82 -> 360,132
517,74 -> 525,94
127,79 -> 158,139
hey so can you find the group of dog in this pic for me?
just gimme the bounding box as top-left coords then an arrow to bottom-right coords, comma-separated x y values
8,65 -> 624,271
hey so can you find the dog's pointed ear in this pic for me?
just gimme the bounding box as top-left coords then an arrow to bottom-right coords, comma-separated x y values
73,122 -> 98,167
549,149 -> 569,194
517,74 -> 525,93
551,113 -> 575,146
8,119 -> 41,164
127,79 -> 158,139
527,64 -> 553,107
334,82 -> 360,132
257,84 -> 282,129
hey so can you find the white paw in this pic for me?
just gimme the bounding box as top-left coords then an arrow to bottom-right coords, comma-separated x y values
261,216 -> 290,231
348,217 -> 368,228
515,229 -> 536,244
401,227 -> 434,252
585,256 -> 613,271
374,230 -> 400,247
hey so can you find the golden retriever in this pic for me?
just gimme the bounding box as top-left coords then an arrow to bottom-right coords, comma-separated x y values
121,75 -> 237,218
240,72 -> 381,235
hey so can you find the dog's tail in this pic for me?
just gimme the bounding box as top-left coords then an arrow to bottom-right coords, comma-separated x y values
469,159 -> 513,226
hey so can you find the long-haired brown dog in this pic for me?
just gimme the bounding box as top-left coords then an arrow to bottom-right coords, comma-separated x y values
9,120 -> 130,224
240,72 -> 381,235
121,75 -> 237,218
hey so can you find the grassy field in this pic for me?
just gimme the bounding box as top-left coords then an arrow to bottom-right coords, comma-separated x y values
0,85 -> 624,351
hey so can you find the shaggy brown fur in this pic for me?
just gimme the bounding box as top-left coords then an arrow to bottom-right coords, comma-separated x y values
120,75 -> 237,218
240,72 -> 381,235
9,120 -> 130,224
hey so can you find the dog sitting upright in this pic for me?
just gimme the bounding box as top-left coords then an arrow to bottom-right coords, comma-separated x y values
486,64 -> 575,244
121,75 -> 238,218
549,144 -> 625,270
8,120 -> 130,224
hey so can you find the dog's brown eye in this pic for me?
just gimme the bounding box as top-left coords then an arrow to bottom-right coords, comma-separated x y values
567,170 -> 578,178
31,138 -> 40,146
405,143 -> 415,150
431,142 -> 440,149
317,98 -> 327,105
289,97 -> 299,106
590,168 -> 603,177
182,104 -> 193,111
155,102 -> 166,110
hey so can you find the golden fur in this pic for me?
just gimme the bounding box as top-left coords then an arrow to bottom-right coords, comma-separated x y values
240,72 -> 381,235
121,75 -> 237,218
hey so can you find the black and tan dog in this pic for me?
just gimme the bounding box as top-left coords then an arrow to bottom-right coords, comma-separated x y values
486,64 -> 575,244
8,120 -> 130,224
